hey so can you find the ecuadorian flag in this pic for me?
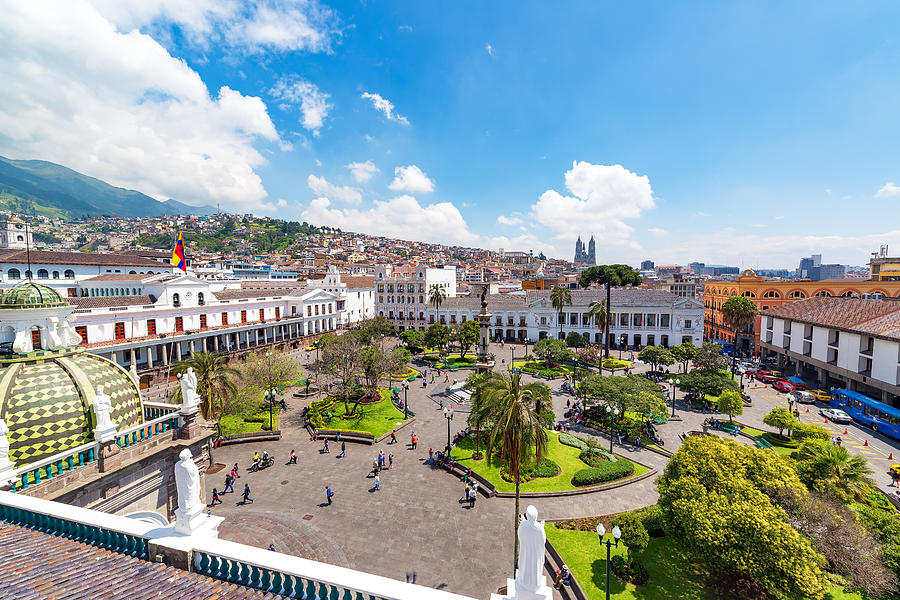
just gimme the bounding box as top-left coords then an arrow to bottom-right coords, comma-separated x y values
171,231 -> 186,272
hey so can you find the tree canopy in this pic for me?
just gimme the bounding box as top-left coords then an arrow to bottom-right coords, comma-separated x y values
578,374 -> 661,415
424,323 -> 451,353
532,338 -> 568,363
637,345 -> 674,372
692,341 -> 728,371
717,389 -> 744,422
670,342 -> 697,372
452,320 -> 481,358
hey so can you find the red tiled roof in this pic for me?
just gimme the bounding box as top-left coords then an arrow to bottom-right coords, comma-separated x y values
81,274 -> 155,281
0,249 -> 163,267
0,521 -> 287,599
68,295 -> 154,309
343,275 -> 374,289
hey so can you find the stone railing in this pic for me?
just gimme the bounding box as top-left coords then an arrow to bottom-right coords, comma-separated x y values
116,413 -> 181,449
0,491 -> 479,600
143,401 -> 181,420
11,440 -> 99,492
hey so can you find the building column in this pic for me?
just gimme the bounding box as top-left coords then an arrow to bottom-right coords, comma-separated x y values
174,342 -> 182,361
146,346 -> 154,368
161,344 -> 169,366
129,348 -> 136,367
189,339 -> 196,353
213,335 -> 219,351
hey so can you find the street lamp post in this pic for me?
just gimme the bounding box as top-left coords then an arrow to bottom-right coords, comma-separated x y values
510,346 -> 514,371
605,405 -> 619,453
443,407 -> 454,456
596,523 -> 622,600
670,378 -> 680,417
265,388 -> 276,431
403,384 -> 409,420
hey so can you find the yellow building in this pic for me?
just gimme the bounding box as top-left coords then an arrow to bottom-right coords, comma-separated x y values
704,270 -> 900,355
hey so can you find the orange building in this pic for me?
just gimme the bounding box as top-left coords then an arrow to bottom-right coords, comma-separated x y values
704,269 -> 900,355
521,278 -> 557,290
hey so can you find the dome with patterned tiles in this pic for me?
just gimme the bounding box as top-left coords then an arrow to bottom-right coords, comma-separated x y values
0,349 -> 143,467
0,282 -> 69,309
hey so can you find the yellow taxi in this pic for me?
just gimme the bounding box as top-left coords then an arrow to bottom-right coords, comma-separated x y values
809,389 -> 831,403
305,341 -> 319,351
890,465 -> 900,477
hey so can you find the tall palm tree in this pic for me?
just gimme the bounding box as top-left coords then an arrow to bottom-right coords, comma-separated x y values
586,300 -> 608,354
796,441 -> 875,501
579,265 -> 642,359
720,295 -> 758,374
172,351 -> 239,434
429,284 -> 447,327
550,287 -> 573,340
481,372 -> 550,571
464,370 -> 495,459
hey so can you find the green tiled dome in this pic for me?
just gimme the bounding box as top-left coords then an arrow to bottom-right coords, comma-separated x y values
0,350 -> 143,467
0,283 -> 68,309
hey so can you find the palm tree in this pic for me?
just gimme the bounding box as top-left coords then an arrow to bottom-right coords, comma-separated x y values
586,300 -> 608,358
796,441 -> 875,501
464,371 -> 495,459
481,372 -> 550,571
171,351 -> 239,434
429,284 -> 447,327
579,265 -> 642,359
720,295 -> 758,374
550,287 -> 572,340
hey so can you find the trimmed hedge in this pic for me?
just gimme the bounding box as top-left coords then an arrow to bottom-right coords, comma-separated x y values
572,460 -> 635,486
791,422 -> 831,441
762,432 -> 800,448
532,458 -> 561,478
559,432 -> 589,452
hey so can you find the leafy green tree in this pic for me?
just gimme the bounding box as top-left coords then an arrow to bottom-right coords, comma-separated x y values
579,265 -> 642,359
318,332 -> 362,414
359,345 -> 393,408
657,436 -> 829,600
795,439 -> 875,503
172,352 -> 238,433
676,369 -> 738,397
717,389 -> 744,422
632,391 -> 668,421
532,338 -> 567,364
670,341 -> 697,373
398,329 -> 424,351
429,284 -> 447,324
578,374 -> 660,415
565,331 -> 587,348
239,350 -> 302,393
424,323 -> 451,353
637,345 -> 674,372
480,372 -> 550,571
550,287 -> 572,338
611,511 -> 649,563
721,295 -> 758,372
356,315 -> 395,344
454,320 -> 481,358
692,341 -> 728,371
464,371 -> 495,459
763,407 -> 798,437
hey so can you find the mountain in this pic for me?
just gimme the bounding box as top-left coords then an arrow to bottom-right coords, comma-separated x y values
0,155 -> 218,218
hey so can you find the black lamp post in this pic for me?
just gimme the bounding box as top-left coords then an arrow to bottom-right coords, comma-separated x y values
670,378 -> 680,417
510,346 -> 514,372
403,384 -> 409,420
597,523 -> 622,600
443,407 -> 454,456
605,405 -> 619,453
265,388 -> 276,430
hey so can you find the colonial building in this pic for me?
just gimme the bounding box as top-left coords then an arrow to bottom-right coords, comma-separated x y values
305,266 -> 375,326
374,264 -> 456,331
759,297 -> 900,407
426,288 -> 703,348
704,269 -> 900,355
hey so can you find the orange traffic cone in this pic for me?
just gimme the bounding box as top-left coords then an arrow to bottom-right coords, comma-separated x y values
843,429 -> 848,435
890,453 -> 894,460
864,439 -> 869,446
824,418 -> 828,424
806,408 -> 809,413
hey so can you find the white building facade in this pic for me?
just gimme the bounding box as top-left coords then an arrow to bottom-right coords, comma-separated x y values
426,288 -> 703,348
374,265 -> 456,331
306,266 -> 375,326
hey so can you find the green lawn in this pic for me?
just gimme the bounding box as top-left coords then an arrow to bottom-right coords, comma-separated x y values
220,407 -> 280,436
325,389 -> 409,437
737,425 -> 764,437
451,431 -> 648,493
546,525 -> 873,600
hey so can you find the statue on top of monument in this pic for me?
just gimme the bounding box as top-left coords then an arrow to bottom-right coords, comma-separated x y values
480,285 -> 488,310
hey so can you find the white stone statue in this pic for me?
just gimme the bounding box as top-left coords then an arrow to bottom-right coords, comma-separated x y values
178,368 -> 200,410
12,329 -> 32,354
174,449 -> 202,514
516,505 -> 547,595
45,317 -> 63,350
93,387 -> 113,430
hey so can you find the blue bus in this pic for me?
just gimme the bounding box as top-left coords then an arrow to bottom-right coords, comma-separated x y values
830,388 -> 900,439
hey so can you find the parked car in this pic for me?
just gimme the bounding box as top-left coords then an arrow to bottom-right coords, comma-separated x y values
773,380 -> 796,393
757,372 -> 778,383
786,376 -> 808,390
820,408 -> 852,423
791,391 -> 816,404
809,389 -> 831,403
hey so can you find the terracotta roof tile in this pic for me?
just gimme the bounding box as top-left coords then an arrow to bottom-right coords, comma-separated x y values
0,521 -> 288,600
0,249 -> 164,267
68,295 -> 154,309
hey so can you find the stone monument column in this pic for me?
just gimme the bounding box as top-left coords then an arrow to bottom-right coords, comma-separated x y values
475,284 -> 496,374
93,387 -> 122,473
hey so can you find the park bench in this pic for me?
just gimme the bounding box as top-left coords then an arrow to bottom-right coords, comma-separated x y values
755,437 -> 773,450
313,429 -> 375,445
720,422 -> 738,435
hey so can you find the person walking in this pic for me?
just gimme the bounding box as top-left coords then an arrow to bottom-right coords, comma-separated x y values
388,452 -> 393,469
389,430 -> 397,444
374,474 -> 381,491
241,484 -> 253,504
325,486 -> 334,505
232,463 -> 240,479
289,449 -> 297,464
210,488 -> 222,506
468,486 -> 476,509
338,441 -> 346,458
428,448 -> 434,464
892,470 -> 900,487
223,473 -> 234,494
323,439 -> 330,454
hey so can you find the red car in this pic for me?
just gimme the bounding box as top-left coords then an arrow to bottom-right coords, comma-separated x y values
773,380 -> 795,393
756,371 -> 777,383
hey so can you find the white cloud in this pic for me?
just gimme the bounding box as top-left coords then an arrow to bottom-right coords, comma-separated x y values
346,160 -> 378,183
0,1 -> 280,211
302,196 -> 479,245
497,214 -> 522,226
485,43 -> 494,56
388,165 -> 434,193
774,215 -> 785,220
361,92 -> 409,125
397,24 -> 413,32
269,76 -> 331,136
276,198 -> 288,208
307,175 -> 361,204
89,0 -> 340,54
531,161 -> 655,242
648,227 -> 668,236
825,188 -> 832,196
876,182 -> 900,198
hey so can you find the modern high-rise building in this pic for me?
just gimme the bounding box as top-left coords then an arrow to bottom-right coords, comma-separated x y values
798,254 -> 844,280
640,260 -> 655,271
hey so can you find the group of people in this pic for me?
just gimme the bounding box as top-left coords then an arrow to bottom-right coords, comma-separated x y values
460,470 -> 479,509
210,462 -> 253,506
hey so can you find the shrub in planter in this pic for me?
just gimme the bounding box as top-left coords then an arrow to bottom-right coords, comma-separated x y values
579,450 -> 609,468
559,432 -> 589,452
572,461 -> 634,486
637,505 -> 665,537
610,555 -> 649,585
531,458 -> 560,478
761,432 -> 800,448
790,422 -> 830,442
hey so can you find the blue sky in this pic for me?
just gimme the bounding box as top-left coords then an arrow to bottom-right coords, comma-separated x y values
2,1 -> 900,267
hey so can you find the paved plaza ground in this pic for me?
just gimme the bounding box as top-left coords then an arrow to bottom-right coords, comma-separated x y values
203,341 -> 900,598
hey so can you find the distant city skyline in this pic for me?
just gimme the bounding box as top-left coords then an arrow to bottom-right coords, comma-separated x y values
2,2 -> 900,265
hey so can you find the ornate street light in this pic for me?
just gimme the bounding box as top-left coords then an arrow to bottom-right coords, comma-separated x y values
597,522 -> 622,600
670,378 -> 680,417
443,406 -> 454,456
605,405 -> 619,453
